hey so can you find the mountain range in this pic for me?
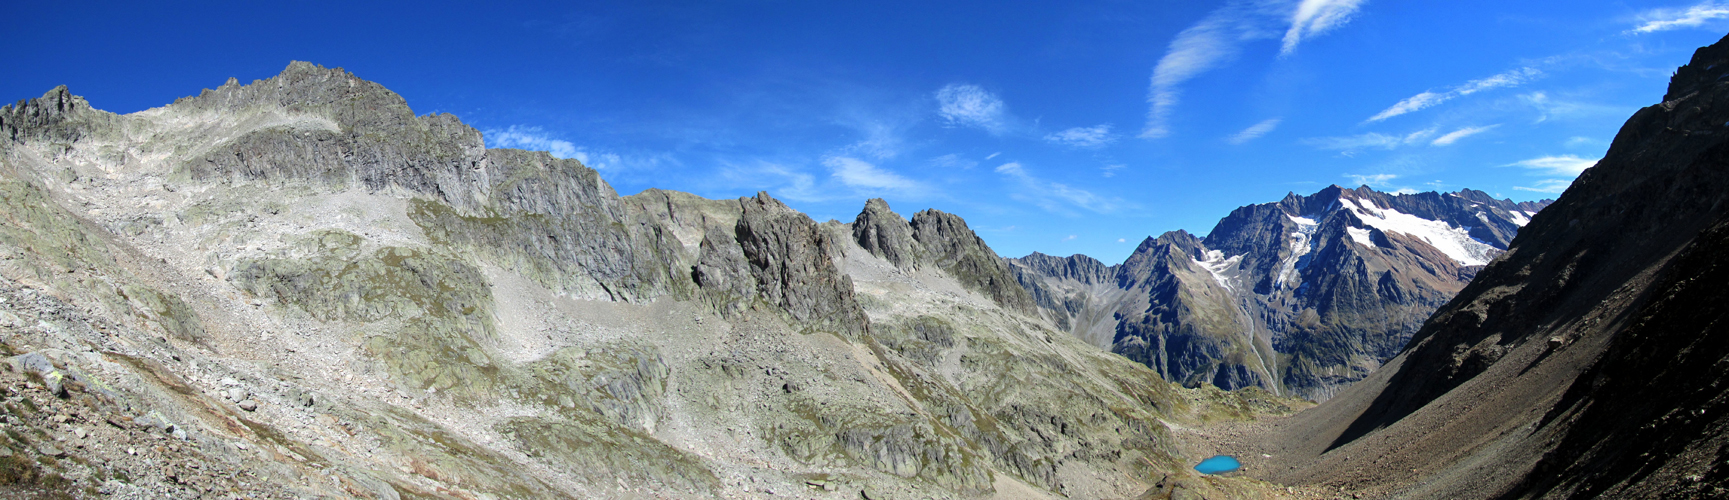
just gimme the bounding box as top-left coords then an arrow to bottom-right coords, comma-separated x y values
1,32 -> 1726,500
1013,185 -> 1550,400
0,62 -> 1299,499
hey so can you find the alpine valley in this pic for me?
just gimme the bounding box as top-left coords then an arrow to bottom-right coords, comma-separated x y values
0,27 -> 1726,500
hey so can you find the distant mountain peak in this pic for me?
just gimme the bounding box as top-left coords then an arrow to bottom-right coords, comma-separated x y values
1014,183 -> 1552,399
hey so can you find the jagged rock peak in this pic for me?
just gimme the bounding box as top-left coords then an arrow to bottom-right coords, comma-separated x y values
842,198 -> 1038,313
1155,229 -> 1206,257
731,190 -> 869,338
1664,33 -> 1729,101
1,85 -> 106,144
904,208 -> 1038,313
165,62 -> 410,119
1010,251 -> 1114,286
4,85 -> 87,116
851,198 -> 922,268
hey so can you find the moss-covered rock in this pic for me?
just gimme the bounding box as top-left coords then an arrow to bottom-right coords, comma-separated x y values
230,238 -> 500,400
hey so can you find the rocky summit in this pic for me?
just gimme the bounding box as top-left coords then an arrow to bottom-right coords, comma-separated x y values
1013,185 -> 1549,400
0,62 -> 1305,499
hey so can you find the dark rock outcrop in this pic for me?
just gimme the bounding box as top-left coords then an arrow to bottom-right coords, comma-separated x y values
732,192 -> 869,338
848,199 -> 1037,314
1250,32 -> 1729,499
852,198 -> 923,267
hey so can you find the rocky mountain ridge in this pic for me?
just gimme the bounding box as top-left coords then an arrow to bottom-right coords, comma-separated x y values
0,62 -> 1301,498
1013,185 -> 1551,400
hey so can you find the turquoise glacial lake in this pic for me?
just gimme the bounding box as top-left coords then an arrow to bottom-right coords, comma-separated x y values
1194,455 -> 1242,474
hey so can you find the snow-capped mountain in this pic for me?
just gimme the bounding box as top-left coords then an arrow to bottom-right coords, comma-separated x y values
1013,185 -> 1552,400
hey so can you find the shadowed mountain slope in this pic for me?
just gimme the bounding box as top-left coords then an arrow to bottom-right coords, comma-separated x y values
1226,31 -> 1729,500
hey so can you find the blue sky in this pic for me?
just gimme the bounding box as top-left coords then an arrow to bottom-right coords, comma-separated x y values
6,1 -> 1729,263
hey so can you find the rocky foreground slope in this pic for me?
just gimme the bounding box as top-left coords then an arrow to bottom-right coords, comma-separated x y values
1220,32 -> 1729,499
1013,186 -> 1548,400
0,63 -> 1304,498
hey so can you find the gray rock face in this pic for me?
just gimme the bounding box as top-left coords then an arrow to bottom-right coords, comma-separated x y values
732,192 -> 868,338
173,62 -> 491,205
0,61 -> 1302,499
1013,252 -> 1113,286
692,224 -> 756,312
908,209 -> 1038,313
1015,185 -> 1552,400
848,200 -> 1037,314
0,86 -> 116,145
410,148 -> 686,302
852,198 -> 923,268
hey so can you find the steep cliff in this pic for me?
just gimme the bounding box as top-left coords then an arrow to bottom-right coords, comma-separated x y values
1221,32 -> 1729,500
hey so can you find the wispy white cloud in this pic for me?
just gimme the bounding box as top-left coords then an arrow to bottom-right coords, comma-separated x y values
1519,91 -> 1630,124
1302,128 -> 1435,151
484,125 -> 670,171
928,154 -> 977,169
485,125 -> 579,159
1282,0 -> 1368,55
1143,1 -> 1280,139
1340,173 -> 1419,194
1044,124 -> 1117,148
984,152 -> 1001,160
1367,67 -> 1542,122
1228,118 -> 1282,144
1633,1 -> 1729,33
1345,173 -> 1399,187
1063,234 -> 1078,241
1565,136 -> 1605,148
572,151 -> 621,169
1143,0 -> 1365,139
838,121 -> 905,160
825,156 -> 928,197
1102,164 -> 1127,177
1514,179 -> 1574,193
1508,155 -> 1598,176
995,162 -> 1126,215
1429,125 -> 1498,146
1367,92 -> 1444,123
936,84 -> 1008,134
720,161 -> 822,202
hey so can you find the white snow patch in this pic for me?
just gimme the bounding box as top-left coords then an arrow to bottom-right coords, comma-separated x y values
1342,198 -> 1498,265
1507,210 -> 1530,227
1194,249 -> 1243,293
1347,227 -> 1376,247
1278,214 -> 1321,288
